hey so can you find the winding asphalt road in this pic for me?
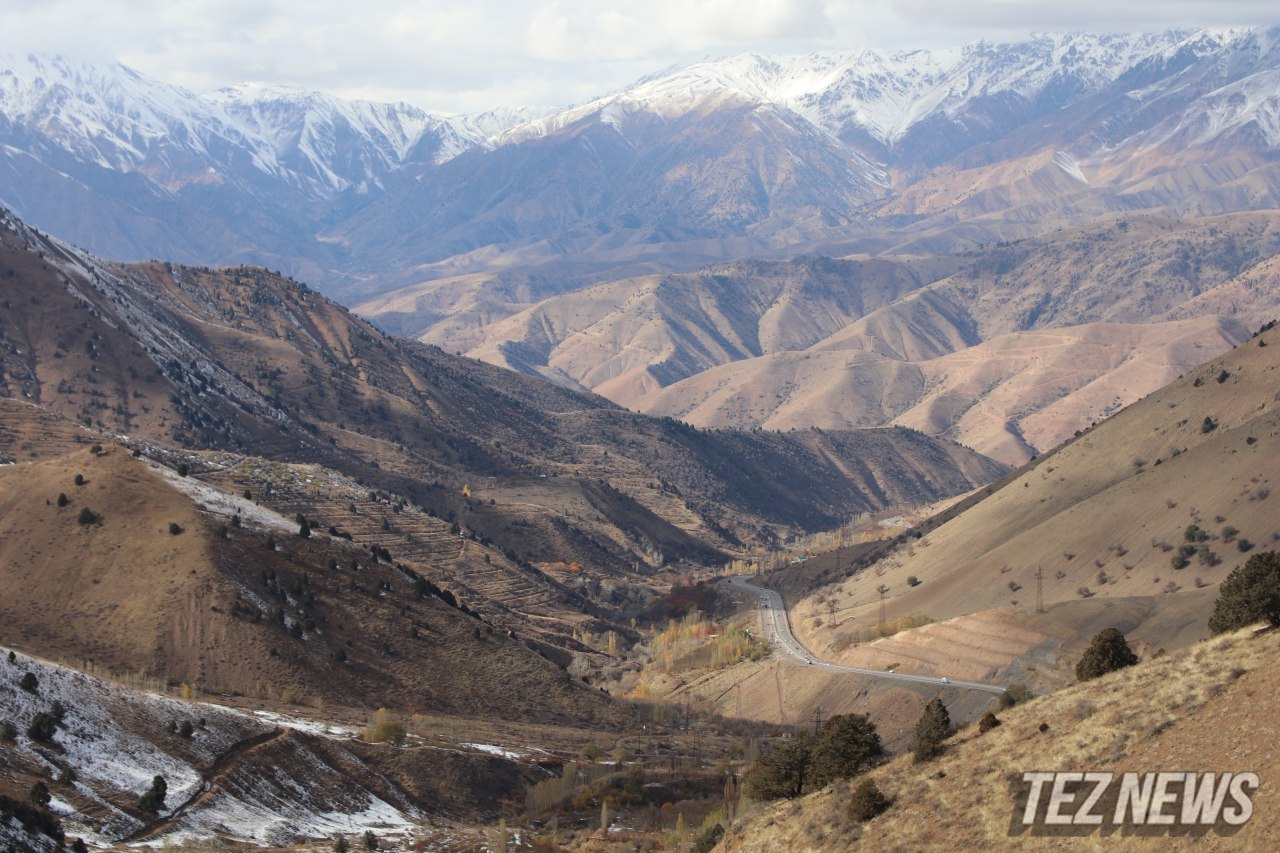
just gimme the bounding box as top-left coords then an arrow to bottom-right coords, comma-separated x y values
725,575 -> 1006,695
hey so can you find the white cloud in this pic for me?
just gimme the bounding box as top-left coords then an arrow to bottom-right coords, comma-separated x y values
1,1 -> 1277,112
526,0 -> 832,61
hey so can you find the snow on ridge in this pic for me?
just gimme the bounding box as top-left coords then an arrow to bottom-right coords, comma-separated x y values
0,646 -> 425,848
1053,151 -> 1089,184
3,26 -> 1278,193
498,27 -> 1274,148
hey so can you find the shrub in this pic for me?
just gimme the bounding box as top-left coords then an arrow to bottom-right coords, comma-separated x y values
0,793 -> 64,844
911,698 -> 951,762
848,778 -> 890,822
998,683 -> 1033,708
1201,417 -> 1218,434
0,721 -> 16,740
363,708 -> 406,745
74,474 -> 85,486
808,713 -> 883,789
77,507 -> 98,526
168,522 -> 183,535
906,575 -> 921,587
56,493 -> 68,508
1075,628 -> 1139,682
179,720 -> 194,738
1171,555 -> 1189,570
363,830 -> 378,851
744,731 -> 815,799
1209,552 -> 1280,634
978,712 -> 1002,733
138,775 -> 167,813
177,463 -> 189,477
1238,539 -> 1254,553
691,823 -> 725,853
19,671 -> 37,692
27,712 -> 58,742
30,781 -> 51,807
333,837 -> 350,853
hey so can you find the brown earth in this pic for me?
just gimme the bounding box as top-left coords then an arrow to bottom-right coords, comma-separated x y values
0,446 -> 628,727
784,322 -> 1280,672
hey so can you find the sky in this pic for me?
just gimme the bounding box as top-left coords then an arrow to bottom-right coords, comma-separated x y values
2,1 -> 1278,113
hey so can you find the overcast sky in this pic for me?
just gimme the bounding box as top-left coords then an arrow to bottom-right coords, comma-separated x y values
2,1 -> 1278,113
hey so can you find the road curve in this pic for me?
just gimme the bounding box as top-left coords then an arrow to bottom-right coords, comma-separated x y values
724,575 -> 1006,695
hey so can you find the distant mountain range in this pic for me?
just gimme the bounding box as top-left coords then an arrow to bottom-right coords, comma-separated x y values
3,29 -> 1280,463
3,29 -> 1279,293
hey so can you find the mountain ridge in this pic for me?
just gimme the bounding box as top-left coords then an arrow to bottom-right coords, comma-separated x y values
4,27 -> 1279,296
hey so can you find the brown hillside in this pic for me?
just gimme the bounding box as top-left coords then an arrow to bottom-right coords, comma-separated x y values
719,626 -> 1280,852
0,447 -> 628,727
0,208 -> 1004,567
635,316 -> 1246,464
412,211 -> 1280,468
782,323 -> 1280,686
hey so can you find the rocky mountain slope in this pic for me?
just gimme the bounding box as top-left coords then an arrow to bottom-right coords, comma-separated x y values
0,208 -> 1002,548
445,210 -> 1280,463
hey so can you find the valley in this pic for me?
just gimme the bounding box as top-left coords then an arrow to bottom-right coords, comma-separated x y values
1,21 -> 1279,851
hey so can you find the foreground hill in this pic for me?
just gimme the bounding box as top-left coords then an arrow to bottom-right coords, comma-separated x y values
0,646 -> 550,850
719,624 -> 1280,851
0,446 -> 624,725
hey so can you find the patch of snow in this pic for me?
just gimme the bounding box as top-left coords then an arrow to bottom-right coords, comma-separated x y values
1053,151 -> 1089,184
150,461 -> 293,532
459,742 -> 528,760
251,709 -> 356,738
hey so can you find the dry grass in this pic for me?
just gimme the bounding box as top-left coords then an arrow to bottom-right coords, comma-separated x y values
721,626 -> 1280,851
787,326 -> 1280,690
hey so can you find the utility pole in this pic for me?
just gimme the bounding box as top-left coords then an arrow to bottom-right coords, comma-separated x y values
1035,565 -> 1045,614
812,706 -> 824,736
877,584 -> 889,630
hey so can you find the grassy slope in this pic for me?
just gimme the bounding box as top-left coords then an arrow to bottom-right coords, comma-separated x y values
720,626 -> 1280,851
783,325 -> 1280,688
0,447 -> 629,727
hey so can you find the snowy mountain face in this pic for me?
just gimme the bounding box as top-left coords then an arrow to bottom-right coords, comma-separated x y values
0,53 -> 531,200
496,30 -> 1244,153
2,27 -> 1280,293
